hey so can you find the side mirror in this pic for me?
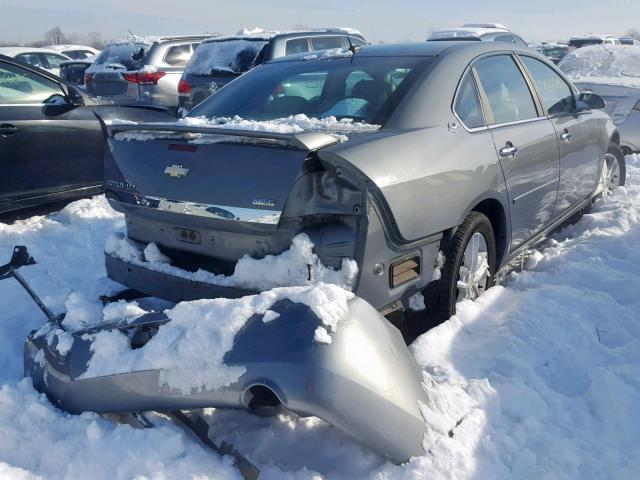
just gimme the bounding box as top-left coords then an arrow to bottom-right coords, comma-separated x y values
42,93 -> 75,116
575,91 -> 606,112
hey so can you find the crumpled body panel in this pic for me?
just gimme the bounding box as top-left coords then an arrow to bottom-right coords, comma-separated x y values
25,296 -> 428,463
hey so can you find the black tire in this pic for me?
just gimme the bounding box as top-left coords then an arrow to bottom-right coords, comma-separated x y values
435,212 -> 497,322
607,143 -> 626,188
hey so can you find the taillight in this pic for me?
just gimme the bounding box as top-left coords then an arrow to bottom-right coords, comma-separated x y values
178,79 -> 192,94
123,71 -> 167,85
84,73 -> 93,84
633,99 -> 640,112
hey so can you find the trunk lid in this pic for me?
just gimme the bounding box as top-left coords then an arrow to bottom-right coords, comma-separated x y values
106,125 -> 340,229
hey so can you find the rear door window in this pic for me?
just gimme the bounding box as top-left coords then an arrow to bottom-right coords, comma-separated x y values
520,56 -> 574,115
164,44 -> 192,66
474,55 -> 538,124
454,72 -> 485,128
285,38 -> 310,55
310,36 -> 344,50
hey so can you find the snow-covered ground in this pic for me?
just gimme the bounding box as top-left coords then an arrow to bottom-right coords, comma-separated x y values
0,157 -> 639,479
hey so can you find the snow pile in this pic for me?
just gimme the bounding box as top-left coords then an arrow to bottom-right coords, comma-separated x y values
112,114 -> 380,143
106,232 -> 359,291
81,283 -> 353,392
181,113 -> 381,135
560,44 -> 640,86
1,157 -> 640,478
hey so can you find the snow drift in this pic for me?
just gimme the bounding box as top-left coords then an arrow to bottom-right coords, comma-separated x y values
0,157 -> 639,478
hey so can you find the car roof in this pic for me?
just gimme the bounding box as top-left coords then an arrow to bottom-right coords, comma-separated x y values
266,40 -> 532,64
107,35 -> 214,47
45,44 -> 99,52
429,25 -> 511,40
569,33 -> 618,41
0,46 -> 71,57
200,27 -> 364,44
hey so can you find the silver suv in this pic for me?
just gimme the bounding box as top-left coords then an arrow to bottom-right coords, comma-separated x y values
85,35 -> 213,108
178,28 -> 367,111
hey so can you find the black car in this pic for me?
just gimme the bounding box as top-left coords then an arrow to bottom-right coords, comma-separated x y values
0,54 -> 175,214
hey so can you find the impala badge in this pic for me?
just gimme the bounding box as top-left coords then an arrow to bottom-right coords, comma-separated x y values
252,198 -> 276,208
164,164 -> 189,178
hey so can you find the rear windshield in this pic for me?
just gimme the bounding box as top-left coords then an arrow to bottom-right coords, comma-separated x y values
93,43 -> 150,70
185,39 -> 268,75
188,56 -> 431,125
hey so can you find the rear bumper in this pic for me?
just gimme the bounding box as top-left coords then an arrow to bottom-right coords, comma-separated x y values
106,251 -> 254,302
25,296 -> 428,463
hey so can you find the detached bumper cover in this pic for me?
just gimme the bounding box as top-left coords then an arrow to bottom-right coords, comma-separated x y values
25,296 -> 428,463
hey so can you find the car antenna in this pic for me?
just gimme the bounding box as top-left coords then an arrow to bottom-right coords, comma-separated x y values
128,29 -> 137,40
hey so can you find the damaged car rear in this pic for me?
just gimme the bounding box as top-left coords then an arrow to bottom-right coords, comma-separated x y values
22,41 -> 617,467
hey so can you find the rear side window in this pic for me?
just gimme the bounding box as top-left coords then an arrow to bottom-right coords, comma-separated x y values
42,53 -> 68,68
520,56 -> 574,115
15,53 -> 44,69
0,61 -> 60,104
454,72 -> 485,128
164,44 -> 192,66
310,36 -> 344,50
285,38 -> 310,55
474,55 -> 537,124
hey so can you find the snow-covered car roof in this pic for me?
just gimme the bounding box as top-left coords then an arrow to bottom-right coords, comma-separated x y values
204,26 -> 362,44
45,44 -> 100,54
559,44 -> 640,87
0,46 -> 72,57
569,33 -> 619,42
429,23 -> 511,40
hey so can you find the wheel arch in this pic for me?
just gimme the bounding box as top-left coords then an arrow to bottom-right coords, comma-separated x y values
443,193 -> 510,269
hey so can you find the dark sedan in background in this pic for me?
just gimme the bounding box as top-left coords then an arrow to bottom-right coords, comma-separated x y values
0,54 -> 174,214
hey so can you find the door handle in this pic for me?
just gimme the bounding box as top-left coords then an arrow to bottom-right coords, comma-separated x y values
0,124 -> 17,137
560,131 -> 572,143
499,143 -> 518,158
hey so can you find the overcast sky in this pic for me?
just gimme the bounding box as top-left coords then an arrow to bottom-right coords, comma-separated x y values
2,0 -> 640,45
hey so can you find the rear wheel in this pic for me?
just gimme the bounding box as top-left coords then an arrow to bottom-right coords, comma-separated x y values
435,212 -> 497,321
605,143 -> 626,189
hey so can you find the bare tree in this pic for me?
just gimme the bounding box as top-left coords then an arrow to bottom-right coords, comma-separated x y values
86,31 -> 106,49
43,26 -> 68,45
624,28 -> 640,40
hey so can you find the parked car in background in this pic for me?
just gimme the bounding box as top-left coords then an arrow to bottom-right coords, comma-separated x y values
59,55 -> 97,86
45,44 -> 100,60
428,23 -> 528,47
532,43 -> 571,64
85,35 -> 212,108
619,37 -> 639,46
0,47 -> 70,76
0,54 -> 174,214
568,34 -> 621,48
178,28 -> 367,111
560,44 -> 640,159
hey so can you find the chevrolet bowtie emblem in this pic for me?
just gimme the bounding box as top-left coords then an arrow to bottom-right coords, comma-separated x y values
164,164 -> 189,178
